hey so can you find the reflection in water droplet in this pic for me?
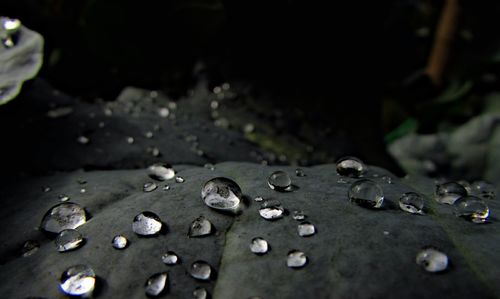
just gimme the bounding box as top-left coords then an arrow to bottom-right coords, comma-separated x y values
416,248 -> 448,272
21,240 -> 40,257
435,182 -> 467,205
471,181 -> 496,200
292,210 -> 306,221
112,235 -> 128,249
297,222 -> 316,237
259,200 -> 284,220
132,212 -> 163,236
193,287 -> 208,299
250,237 -> 269,254
348,179 -> 384,209
453,196 -> 489,223
59,264 -> 96,296
145,272 -> 168,297
399,192 -> 425,214
287,250 -> 307,268
189,261 -> 212,280
148,164 -> 175,181
336,156 -> 366,178
55,229 -> 84,252
162,251 -> 179,265
201,177 -> 242,213
188,216 -> 213,237
143,182 -> 158,192
268,171 -> 292,191
175,176 -> 185,183
41,203 -> 87,234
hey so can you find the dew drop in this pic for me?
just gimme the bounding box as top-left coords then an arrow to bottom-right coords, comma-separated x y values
59,264 -> 96,297
126,136 -> 135,144
21,240 -> 40,257
40,202 -> 87,234
268,171 -> 292,192
147,164 -> 176,181
471,181 -> 496,200
175,176 -> 185,183
287,250 -> 307,268
250,237 -> 269,254
435,182 -> 467,205
161,251 -> 179,265
112,235 -> 128,249
201,177 -> 242,212
258,200 -> 284,220
77,136 -> 90,145
143,182 -> 158,192
297,222 -> 316,237
254,196 -> 264,202
292,210 -> 306,221
453,196 -> 489,223
295,168 -> 306,177
193,287 -> 208,299
399,192 -> 425,214
132,212 -> 163,236
162,185 -> 170,191
145,272 -> 168,297
55,229 -> 84,252
188,216 -> 213,237
336,156 -> 366,178
189,261 -> 212,280
58,194 -> 70,202
348,179 -> 384,209
416,248 -> 448,272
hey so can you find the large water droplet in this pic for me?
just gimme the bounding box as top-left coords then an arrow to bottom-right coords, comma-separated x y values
297,222 -> 316,237
193,287 -> 208,299
268,171 -> 292,191
348,179 -> 384,209
189,261 -> 212,280
453,196 -> 490,223
259,200 -> 284,220
148,164 -> 175,181
59,264 -> 96,297
336,156 -> 366,178
287,250 -> 307,268
250,237 -> 269,254
112,235 -> 128,249
399,192 -> 425,214
143,182 -> 158,192
55,229 -> 84,252
201,177 -> 242,213
21,240 -> 40,257
40,202 -> 87,234
416,248 -> 448,272
132,212 -> 163,236
435,182 -> 467,205
188,216 -> 213,237
145,272 -> 168,297
471,181 -> 496,200
161,251 -> 179,265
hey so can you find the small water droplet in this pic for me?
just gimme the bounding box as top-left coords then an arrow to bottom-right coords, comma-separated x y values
268,171 -> 292,192
292,210 -> 306,221
55,229 -> 84,252
80,188 -> 86,193
254,196 -> 264,202
297,222 -> 316,237
162,185 -> 170,191
47,107 -> 74,118
348,179 -> 384,209
161,251 -> 179,265
148,164 -> 175,181
287,250 -> 307,268
435,182 -> 467,205
383,231 -> 390,236
175,176 -> 185,183
416,248 -> 448,272
59,264 -> 96,296
145,272 -> 168,297
250,237 -> 269,254
295,168 -> 306,177
471,181 -> 496,200
41,202 -> 87,234
42,186 -> 51,193
204,163 -> 215,170
201,177 -> 242,212
145,131 -> 154,139
151,147 -> 161,157
158,107 -> 170,118
143,182 -> 158,192
188,216 -> 213,237
259,200 -> 284,220
399,192 -> 425,214
126,136 -> 135,144
58,194 -> 70,202
193,287 -> 208,299
453,196 -> 489,223
243,123 -> 255,134
336,156 -> 366,178
112,235 -> 128,249
189,261 -> 212,280
77,136 -> 90,145
132,212 -> 163,236
21,240 -> 40,257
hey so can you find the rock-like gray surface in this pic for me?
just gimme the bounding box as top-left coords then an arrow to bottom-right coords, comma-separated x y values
0,162 -> 498,298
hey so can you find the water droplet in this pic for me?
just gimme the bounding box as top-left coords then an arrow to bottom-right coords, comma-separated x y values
147,164 -> 175,181
204,163 -> 215,170
151,147 -> 161,157
254,196 -> 264,202
112,235 -> 128,249
188,216 -> 213,237
162,185 -> 170,191
259,200 -> 284,220
145,272 -> 168,297
295,168 -> 306,177
55,229 -> 84,252
292,210 -> 306,221
287,250 -> 307,268
250,237 -> 269,254
40,202 -> 87,234
416,248 -> 448,272
336,156 -> 366,178
189,261 -> 212,280
58,194 -> 70,202
126,136 -> 135,144
471,181 -> 496,200
158,107 -> 170,118
435,182 -> 467,205
161,251 -> 179,265
201,177 -> 242,213
348,179 -> 384,209
42,186 -> 51,192
132,212 -> 163,236
80,188 -> 86,194
77,136 -> 90,145
59,264 -> 96,297
297,222 -> 316,237
145,131 -> 154,139
175,176 -> 185,183
21,240 -> 40,257
268,171 -> 292,192
399,192 -> 425,214
453,196 -> 490,223
243,123 -> 255,134
193,287 -> 208,299
143,182 -> 158,192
